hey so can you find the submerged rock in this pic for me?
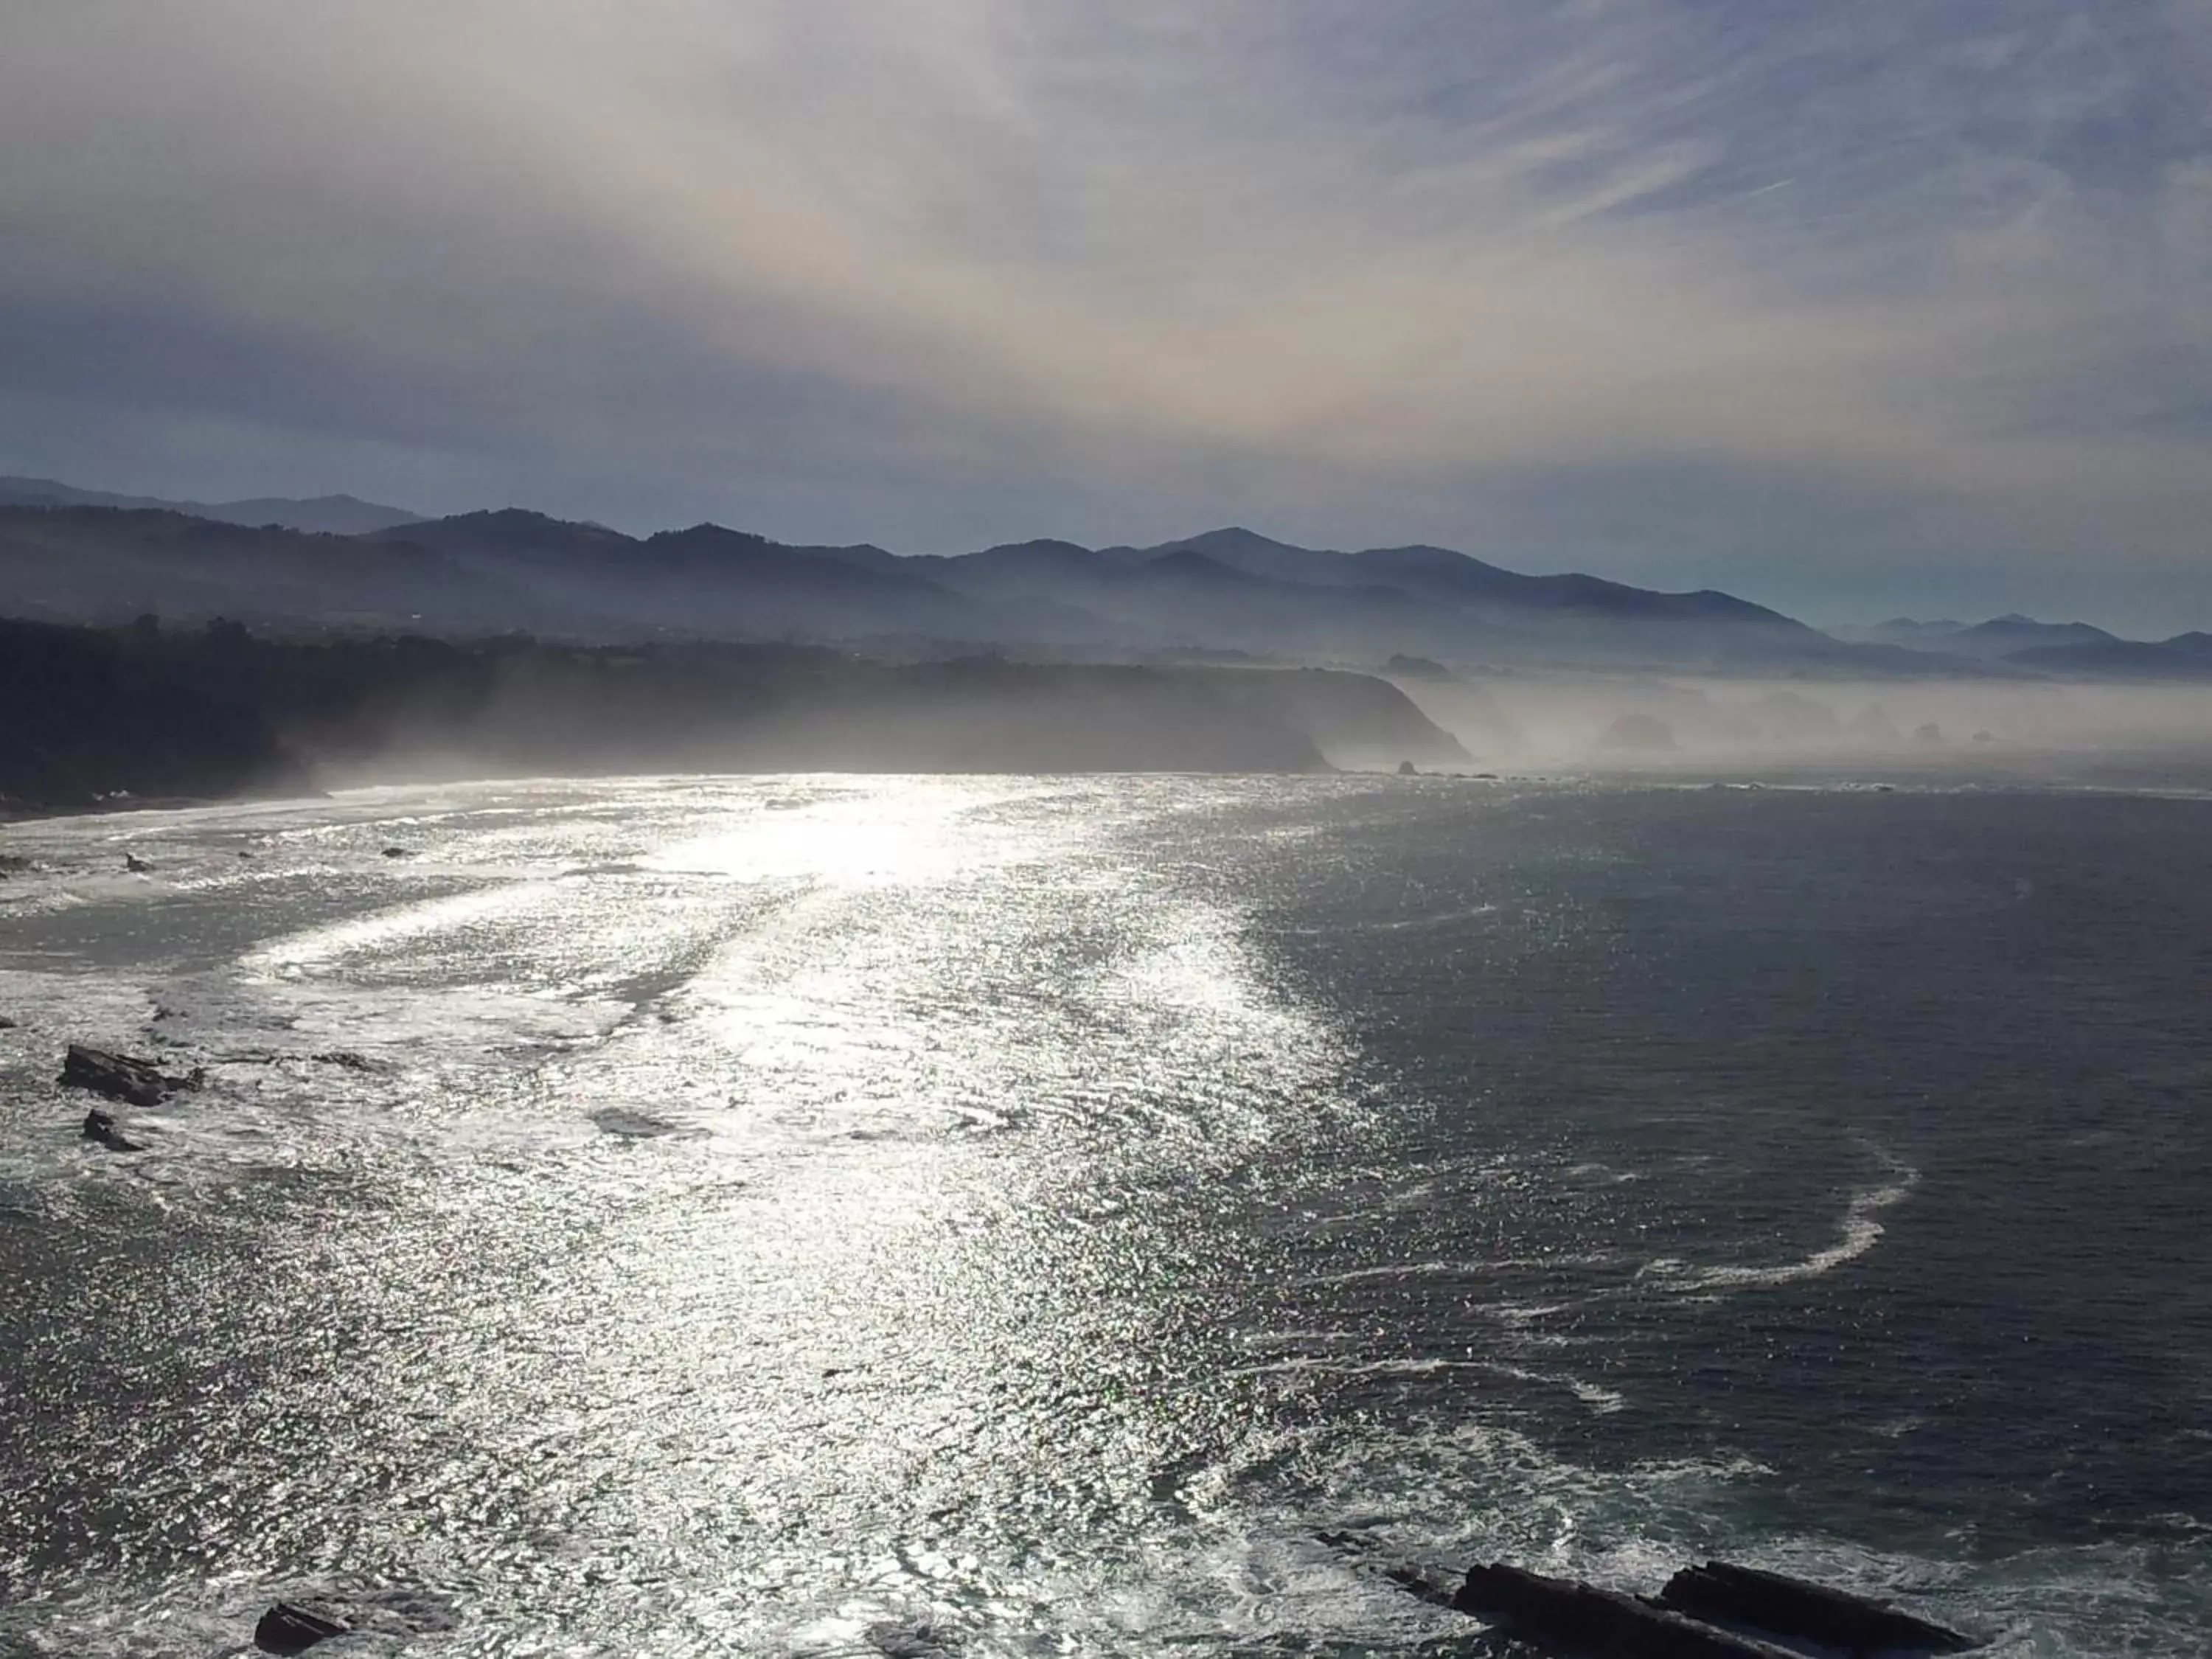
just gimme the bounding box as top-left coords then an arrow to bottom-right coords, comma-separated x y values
80,1108 -> 145,1152
254,1601 -> 351,1655
59,1043 -> 198,1107
1655,1561 -> 1978,1654
1453,1562 -> 1791,1657
865,1619 -> 961,1658
591,1107 -> 686,1139
1313,1528 -> 1461,1610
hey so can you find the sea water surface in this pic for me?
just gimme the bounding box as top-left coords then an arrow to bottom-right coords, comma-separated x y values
1,774 -> 2209,1656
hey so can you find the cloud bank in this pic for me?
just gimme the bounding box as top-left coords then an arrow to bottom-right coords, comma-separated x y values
1,1 -> 2207,625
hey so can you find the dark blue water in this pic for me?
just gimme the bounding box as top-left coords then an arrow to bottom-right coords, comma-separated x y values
1,777 -> 2207,1655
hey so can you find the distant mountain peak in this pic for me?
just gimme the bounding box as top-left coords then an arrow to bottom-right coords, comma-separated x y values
1175,526 -> 1308,552
654,521 -> 773,545
395,507 -> 634,549
451,507 -> 571,527
0,474 -> 420,535
976,537 -> 1094,557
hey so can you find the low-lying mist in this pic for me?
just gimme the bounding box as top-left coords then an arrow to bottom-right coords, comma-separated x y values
0,619 -> 1473,817
1394,671 -> 2212,781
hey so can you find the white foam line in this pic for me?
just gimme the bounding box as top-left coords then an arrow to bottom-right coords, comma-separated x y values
1274,903 -> 1500,937
1298,1259 -> 1478,1284
240,882 -> 548,975
1350,903 -> 1503,933
1225,1357 -> 1493,1380
1469,1360 -> 1630,1414
1298,1251 -> 1619,1286
1225,1355 -> 1626,1413
1663,1155 -> 1920,1290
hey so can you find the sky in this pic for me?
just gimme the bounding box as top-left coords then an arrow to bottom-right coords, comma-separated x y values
2,1 -> 2208,631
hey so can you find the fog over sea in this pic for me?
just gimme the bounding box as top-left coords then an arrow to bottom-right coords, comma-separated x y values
3,773 -> 2209,1656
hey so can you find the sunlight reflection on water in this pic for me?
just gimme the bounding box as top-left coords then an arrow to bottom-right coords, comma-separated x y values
4,774 -> 2211,1655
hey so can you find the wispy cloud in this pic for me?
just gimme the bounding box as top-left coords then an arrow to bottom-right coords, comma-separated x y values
1,0 -> 2206,623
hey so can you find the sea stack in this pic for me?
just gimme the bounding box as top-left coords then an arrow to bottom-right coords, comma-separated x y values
1655,1561 -> 1979,1654
58,1043 -> 194,1107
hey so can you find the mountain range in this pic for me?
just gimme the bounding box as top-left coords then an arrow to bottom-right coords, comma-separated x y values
1,477 -> 2208,679
0,476 -> 422,535
1833,614 -> 2212,679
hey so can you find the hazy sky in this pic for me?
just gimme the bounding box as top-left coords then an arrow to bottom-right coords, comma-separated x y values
3,1 -> 2208,629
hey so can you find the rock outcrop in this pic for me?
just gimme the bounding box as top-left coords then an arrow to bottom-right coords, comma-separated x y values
253,1601 -> 351,1655
80,1108 -> 145,1152
58,1043 -> 199,1107
1453,1563 -> 1794,1658
1194,666 -> 1470,769
1655,1561 -> 1978,1655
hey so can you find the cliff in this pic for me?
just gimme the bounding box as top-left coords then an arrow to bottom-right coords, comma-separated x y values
0,620 -> 1461,815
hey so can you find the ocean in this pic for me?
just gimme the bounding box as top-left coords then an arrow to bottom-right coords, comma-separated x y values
1,774 -> 2208,1655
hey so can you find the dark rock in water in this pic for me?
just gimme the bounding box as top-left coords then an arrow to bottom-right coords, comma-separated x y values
0,1014 -> 17,1029
59,1043 -> 198,1107
1312,1527 -> 1457,1609
1380,1562 -> 1460,1609
865,1618 -> 960,1658
1397,759 -> 1419,776
1655,1561 -> 1978,1654
591,1107 -> 685,1138
124,852 -> 153,872
312,1049 -> 376,1071
80,1108 -> 145,1152
381,845 -> 411,858
254,1601 -> 351,1655
1453,1563 -> 1792,1657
